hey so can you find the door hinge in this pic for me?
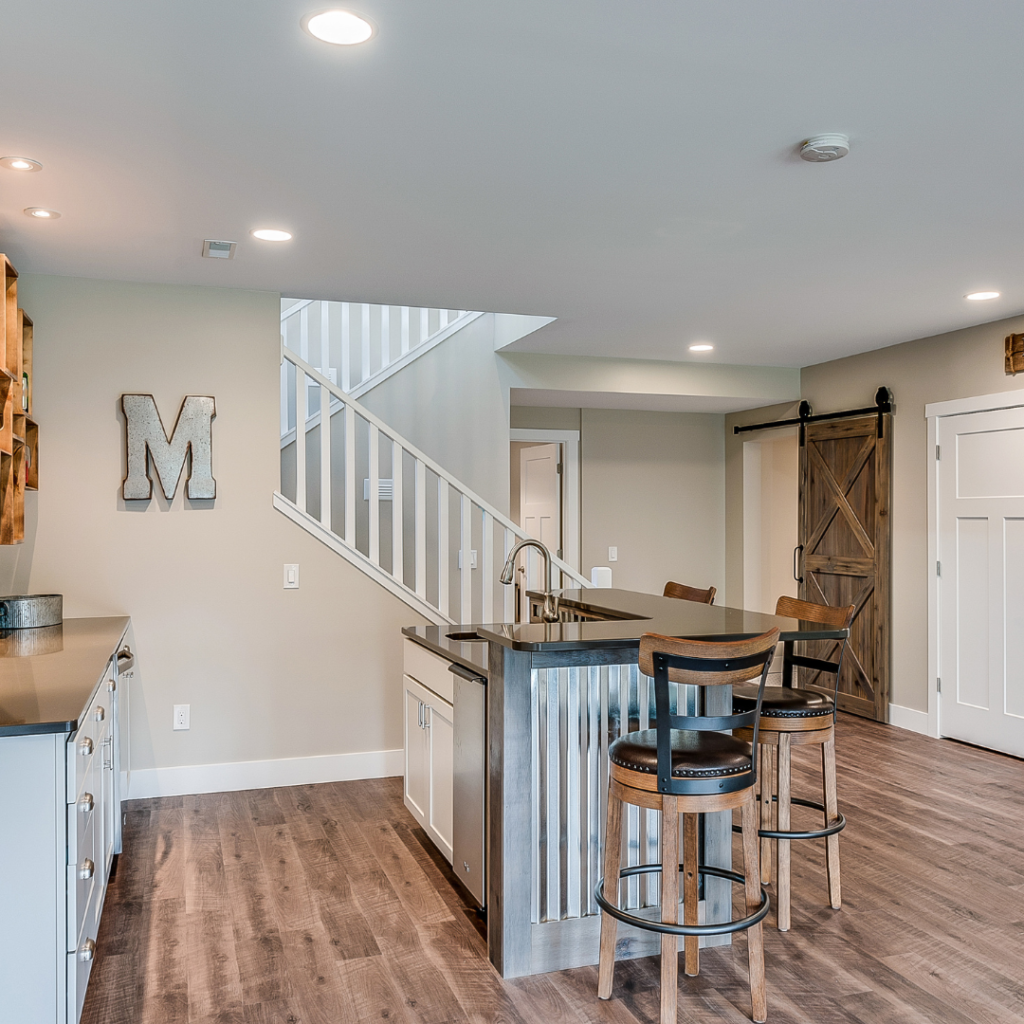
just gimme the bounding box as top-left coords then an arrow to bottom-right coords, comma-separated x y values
556,462 -> 563,475
936,444 -> 940,460
936,560 -> 941,576
936,677 -> 942,693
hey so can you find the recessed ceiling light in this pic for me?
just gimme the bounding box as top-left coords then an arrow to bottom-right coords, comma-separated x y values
24,207 -> 60,219
965,291 -> 1000,301
689,343 -> 714,352
251,229 -> 292,242
302,9 -> 375,45
1,156 -> 42,172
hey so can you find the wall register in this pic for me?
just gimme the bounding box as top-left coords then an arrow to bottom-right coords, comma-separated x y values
122,394 -> 216,500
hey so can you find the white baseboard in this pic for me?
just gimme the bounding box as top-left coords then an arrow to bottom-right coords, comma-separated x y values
888,704 -> 929,734
126,747 -> 403,800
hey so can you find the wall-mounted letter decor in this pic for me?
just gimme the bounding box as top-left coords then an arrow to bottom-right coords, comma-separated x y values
122,394 -> 216,500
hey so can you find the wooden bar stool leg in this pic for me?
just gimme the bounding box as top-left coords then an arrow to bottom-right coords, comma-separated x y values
741,790 -> 767,1023
822,736 -> 842,910
660,795 -> 679,1024
776,733 -> 792,932
759,742 -> 774,885
598,784 -> 624,999
682,812 -> 699,977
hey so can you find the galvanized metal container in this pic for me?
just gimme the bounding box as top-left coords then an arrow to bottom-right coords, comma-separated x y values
0,594 -> 63,630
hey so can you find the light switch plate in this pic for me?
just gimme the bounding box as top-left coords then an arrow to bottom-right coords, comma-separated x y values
284,563 -> 299,589
608,546 -> 618,562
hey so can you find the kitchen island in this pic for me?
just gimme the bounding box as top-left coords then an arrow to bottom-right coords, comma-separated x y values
403,589 -> 847,979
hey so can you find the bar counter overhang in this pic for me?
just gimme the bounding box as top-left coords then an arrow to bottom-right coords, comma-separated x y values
404,589 -> 848,979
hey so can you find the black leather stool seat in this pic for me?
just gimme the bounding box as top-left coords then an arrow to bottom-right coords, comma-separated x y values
609,729 -> 752,778
733,684 -> 834,719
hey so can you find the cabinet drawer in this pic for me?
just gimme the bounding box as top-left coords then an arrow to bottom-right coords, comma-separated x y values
403,640 -> 455,704
66,684 -> 111,803
67,779 -> 99,950
67,930 -> 97,1024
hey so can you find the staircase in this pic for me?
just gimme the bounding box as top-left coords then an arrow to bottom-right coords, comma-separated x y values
277,300 -> 590,626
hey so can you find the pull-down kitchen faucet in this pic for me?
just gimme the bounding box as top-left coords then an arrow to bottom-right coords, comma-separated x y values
500,538 -> 560,622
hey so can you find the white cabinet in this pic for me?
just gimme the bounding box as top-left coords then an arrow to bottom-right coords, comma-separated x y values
0,617 -> 131,1024
403,640 -> 456,863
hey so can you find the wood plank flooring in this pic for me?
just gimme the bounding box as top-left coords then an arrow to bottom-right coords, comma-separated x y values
83,715 -> 1024,1024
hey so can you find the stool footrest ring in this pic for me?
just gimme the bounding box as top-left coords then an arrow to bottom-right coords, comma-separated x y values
731,795 -> 846,841
595,863 -> 770,937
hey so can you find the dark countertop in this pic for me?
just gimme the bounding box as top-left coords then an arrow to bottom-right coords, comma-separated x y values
0,616 -> 131,737
402,624 -> 489,677
405,588 -> 848,661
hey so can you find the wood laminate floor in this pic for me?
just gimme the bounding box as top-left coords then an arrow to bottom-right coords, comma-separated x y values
82,715 -> 1024,1024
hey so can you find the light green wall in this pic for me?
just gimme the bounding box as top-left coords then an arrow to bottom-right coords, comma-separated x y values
13,274 -> 423,774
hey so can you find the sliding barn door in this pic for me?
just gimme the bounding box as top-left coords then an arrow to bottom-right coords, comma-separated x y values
799,414 -> 892,721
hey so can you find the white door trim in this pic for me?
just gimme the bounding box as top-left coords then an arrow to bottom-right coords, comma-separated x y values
509,429 -> 581,572
926,387 -> 1024,743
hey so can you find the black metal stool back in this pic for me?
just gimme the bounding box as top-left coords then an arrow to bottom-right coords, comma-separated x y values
775,596 -> 855,714
638,629 -> 780,797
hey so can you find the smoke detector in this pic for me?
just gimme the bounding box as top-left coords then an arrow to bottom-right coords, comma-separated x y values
800,134 -> 850,163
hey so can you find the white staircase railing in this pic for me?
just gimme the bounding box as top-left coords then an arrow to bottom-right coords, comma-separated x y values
277,345 -> 590,626
280,300 -> 484,419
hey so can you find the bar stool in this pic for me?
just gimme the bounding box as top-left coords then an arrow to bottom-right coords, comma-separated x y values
596,628 -> 779,1024
732,596 -> 855,932
663,581 -> 717,604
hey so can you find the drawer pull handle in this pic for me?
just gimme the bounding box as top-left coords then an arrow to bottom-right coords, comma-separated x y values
78,938 -> 96,962
108,677 -> 117,693
79,858 -> 95,880
94,706 -> 105,722
79,737 -> 93,757
79,793 -> 94,814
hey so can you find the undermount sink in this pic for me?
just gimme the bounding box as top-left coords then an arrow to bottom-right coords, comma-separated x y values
446,631 -> 487,642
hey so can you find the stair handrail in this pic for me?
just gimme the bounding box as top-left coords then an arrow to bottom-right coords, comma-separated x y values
281,345 -> 591,592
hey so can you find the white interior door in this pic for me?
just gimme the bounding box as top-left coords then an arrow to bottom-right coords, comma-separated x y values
937,406 -> 1024,757
519,443 -> 560,549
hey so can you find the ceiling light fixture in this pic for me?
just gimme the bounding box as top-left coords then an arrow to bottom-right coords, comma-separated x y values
800,134 -> 850,163
302,9 -> 375,45
251,229 -> 292,241
965,291 -> 1000,301
689,343 -> 714,353
1,156 -> 42,172
24,207 -> 60,219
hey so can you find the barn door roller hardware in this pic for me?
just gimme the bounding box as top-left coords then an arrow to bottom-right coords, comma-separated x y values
734,386 -> 894,446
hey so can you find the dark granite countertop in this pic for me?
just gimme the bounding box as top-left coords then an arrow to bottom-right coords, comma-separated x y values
401,624 -> 489,677
0,616 -> 131,737
404,588 -> 848,661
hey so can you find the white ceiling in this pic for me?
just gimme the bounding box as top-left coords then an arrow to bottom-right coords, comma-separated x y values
4,1 -> 1024,368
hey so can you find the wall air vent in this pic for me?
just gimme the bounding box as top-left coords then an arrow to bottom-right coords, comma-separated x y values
202,239 -> 237,259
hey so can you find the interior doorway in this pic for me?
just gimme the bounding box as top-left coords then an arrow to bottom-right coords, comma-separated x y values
510,429 -> 581,620
742,430 -> 800,616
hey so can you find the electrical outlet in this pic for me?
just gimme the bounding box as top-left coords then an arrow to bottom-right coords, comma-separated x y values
608,546 -> 618,562
284,563 -> 299,589
173,704 -> 190,731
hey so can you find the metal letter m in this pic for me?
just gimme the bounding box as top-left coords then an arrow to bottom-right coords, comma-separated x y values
122,394 -> 217,500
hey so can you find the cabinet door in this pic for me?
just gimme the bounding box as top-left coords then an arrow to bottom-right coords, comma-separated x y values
403,676 -> 430,828
426,699 -> 454,864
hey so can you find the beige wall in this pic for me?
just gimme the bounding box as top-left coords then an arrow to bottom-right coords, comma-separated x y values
513,406 -> 726,596
798,314 -> 1024,713
13,274 -> 423,776
580,409 -> 725,596
359,312 -> 513,514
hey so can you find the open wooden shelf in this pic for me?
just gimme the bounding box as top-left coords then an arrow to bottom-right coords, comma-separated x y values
0,255 -> 39,542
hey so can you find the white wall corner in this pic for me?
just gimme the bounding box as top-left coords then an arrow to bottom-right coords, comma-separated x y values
126,748 -> 403,800
887,704 -> 930,735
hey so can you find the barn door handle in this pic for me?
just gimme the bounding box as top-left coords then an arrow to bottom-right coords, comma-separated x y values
793,545 -> 804,584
